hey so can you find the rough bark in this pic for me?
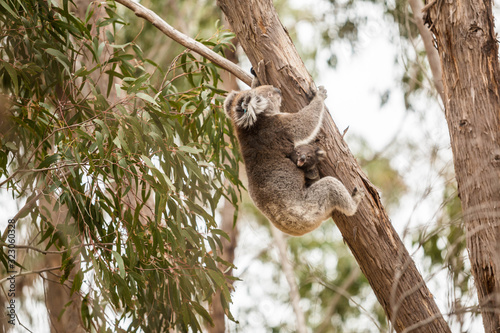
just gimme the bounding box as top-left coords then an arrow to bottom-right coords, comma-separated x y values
217,0 -> 451,332
424,0 -> 500,331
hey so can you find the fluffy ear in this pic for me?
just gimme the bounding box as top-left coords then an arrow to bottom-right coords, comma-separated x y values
247,95 -> 268,116
315,148 -> 326,161
224,91 -> 239,117
234,95 -> 268,129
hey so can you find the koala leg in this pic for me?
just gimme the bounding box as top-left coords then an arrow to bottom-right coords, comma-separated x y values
304,176 -> 363,218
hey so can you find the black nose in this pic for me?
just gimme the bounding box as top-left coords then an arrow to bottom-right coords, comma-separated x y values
274,88 -> 281,95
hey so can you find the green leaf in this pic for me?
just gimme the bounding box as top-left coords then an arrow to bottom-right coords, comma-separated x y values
37,154 -> 59,169
0,0 -> 18,19
45,48 -> 71,73
2,62 -> 18,94
71,269 -> 84,295
178,145 -> 202,154
112,251 -> 126,278
192,301 -> 213,326
96,131 -> 104,159
136,92 -> 158,106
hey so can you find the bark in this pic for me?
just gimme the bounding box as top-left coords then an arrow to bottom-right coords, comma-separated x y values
217,1 -> 451,332
424,0 -> 500,331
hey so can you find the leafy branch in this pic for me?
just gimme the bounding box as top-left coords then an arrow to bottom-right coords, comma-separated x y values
114,0 -> 253,86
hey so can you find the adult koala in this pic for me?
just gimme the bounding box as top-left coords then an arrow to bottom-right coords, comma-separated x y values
224,78 -> 363,236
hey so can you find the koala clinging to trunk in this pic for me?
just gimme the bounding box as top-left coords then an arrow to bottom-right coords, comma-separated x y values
290,144 -> 326,186
224,78 -> 363,236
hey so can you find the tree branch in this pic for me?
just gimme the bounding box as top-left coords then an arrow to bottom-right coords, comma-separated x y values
0,266 -> 62,284
408,0 -> 444,101
270,227 -> 307,333
114,0 -> 253,86
1,243 -> 115,255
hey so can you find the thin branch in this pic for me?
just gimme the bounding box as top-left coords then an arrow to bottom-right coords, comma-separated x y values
270,227 -> 307,333
316,277 -> 382,331
1,242 -> 115,254
114,0 -> 253,86
408,0 -> 444,101
0,266 -> 62,284
316,266 -> 361,333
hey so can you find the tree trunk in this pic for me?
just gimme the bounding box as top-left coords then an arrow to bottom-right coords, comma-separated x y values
217,0 -> 451,331
424,0 -> 500,331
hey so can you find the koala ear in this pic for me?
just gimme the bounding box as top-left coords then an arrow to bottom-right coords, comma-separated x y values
247,95 -> 268,116
316,148 -> 326,160
235,95 -> 268,128
224,91 -> 239,117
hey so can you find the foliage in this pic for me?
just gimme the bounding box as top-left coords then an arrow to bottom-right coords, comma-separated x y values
0,0 -> 240,331
415,182 -> 470,297
287,0 -> 434,109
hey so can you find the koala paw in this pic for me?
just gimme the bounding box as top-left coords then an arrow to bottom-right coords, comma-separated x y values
317,86 -> 328,100
351,187 -> 365,204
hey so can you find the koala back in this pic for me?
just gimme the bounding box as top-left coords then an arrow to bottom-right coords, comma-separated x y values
224,86 -> 306,208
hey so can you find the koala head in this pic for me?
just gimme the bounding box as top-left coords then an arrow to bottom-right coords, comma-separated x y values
292,144 -> 326,168
224,86 -> 282,129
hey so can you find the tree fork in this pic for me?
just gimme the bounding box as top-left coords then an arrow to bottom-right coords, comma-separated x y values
217,0 -> 451,332
424,0 -> 500,331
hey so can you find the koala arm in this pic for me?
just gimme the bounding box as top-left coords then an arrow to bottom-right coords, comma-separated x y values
280,86 -> 327,146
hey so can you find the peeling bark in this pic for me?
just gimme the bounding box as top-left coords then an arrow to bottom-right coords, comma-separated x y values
217,0 -> 451,332
424,0 -> 500,331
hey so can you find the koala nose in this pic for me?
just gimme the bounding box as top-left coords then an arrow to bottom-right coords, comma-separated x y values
274,87 -> 281,95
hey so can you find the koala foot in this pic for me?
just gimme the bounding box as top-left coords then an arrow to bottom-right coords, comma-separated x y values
351,187 -> 365,204
317,86 -> 328,100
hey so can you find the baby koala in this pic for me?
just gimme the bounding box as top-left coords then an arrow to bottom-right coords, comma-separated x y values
290,144 -> 326,186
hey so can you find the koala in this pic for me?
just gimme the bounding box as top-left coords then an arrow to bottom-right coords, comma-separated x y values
224,79 -> 363,236
290,144 -> 326,186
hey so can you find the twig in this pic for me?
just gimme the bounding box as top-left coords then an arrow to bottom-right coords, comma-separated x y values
408,0 -> 444,101
1,242 -> 115,255
0,265 -> 62,284
114,0 -> 253,86
270,227 -> 307,333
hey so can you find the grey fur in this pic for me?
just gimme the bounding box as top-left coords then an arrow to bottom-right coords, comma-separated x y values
224,83 -> 364,236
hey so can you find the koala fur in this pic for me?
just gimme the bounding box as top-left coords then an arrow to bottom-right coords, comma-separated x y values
224,81 -> 363,236
290,144 -> 326,186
